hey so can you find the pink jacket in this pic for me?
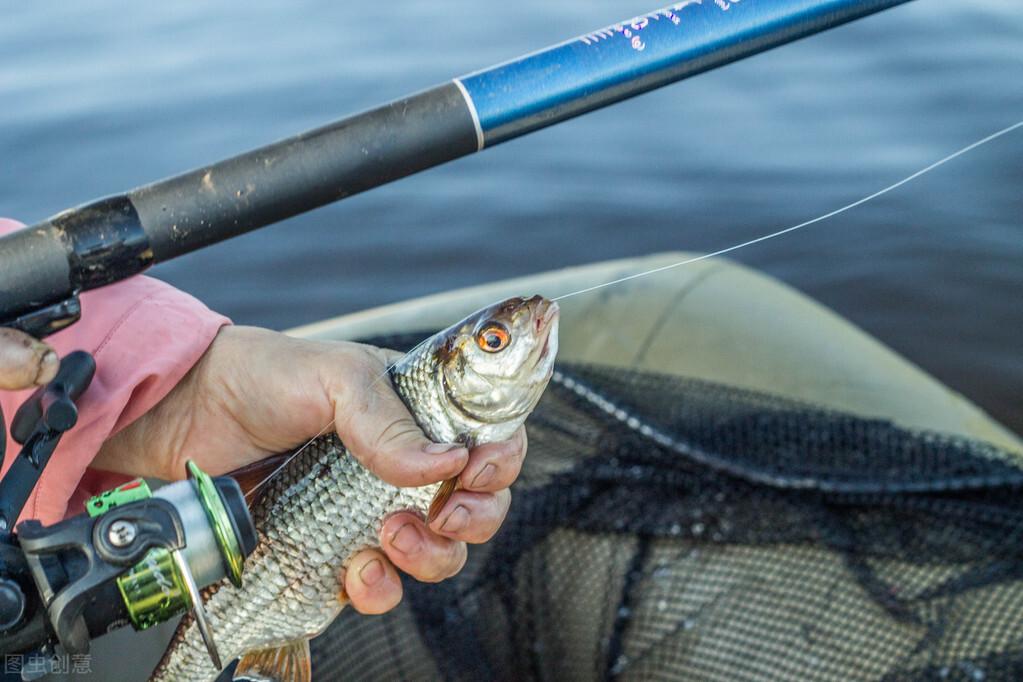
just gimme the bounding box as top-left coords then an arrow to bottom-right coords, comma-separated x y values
0,218 -> 230,525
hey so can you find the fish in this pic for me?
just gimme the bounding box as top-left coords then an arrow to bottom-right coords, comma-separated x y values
152,295 -> 560,682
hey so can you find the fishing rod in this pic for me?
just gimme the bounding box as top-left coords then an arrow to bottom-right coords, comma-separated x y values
0,0 -> 910,338
0,0 -> 913,669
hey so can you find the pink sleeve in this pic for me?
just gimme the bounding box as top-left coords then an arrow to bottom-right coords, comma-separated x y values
0,218 -> 231,525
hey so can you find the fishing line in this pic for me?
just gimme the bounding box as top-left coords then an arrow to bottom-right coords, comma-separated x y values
245,337 -> 436,500
550,119 -> 1023,302
244,419 -> 336,500
371,335 -> 433,388
248,118 -> 1022,496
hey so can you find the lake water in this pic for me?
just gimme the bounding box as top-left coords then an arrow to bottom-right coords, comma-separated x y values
1,0 -> 1021,434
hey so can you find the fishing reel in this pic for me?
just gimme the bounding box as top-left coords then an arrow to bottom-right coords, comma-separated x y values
0,351 -> 257,678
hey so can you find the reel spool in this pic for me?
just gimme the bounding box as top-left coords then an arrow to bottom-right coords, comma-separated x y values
84,462 -> 256,667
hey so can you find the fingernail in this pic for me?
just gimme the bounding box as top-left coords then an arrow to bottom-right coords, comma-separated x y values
424,442 -> 463,455
35,351 -> 58,385
390,523 -> 424,555
470,463 -> 496,489
440,505 -> 470,534
359,559 -> 384,586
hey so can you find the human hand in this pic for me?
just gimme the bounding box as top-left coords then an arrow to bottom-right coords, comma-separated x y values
0,328 -> 59,391
93,325 -> 527,614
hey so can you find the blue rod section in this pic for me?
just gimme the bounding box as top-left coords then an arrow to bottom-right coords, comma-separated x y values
458,0 -> 908,147
0,0 -> 911,333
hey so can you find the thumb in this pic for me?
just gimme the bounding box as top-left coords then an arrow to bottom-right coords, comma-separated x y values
0,328 -> 59,391
331,346 -> 468,488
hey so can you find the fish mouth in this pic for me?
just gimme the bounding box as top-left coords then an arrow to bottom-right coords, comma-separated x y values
528,296 -> 559,329
538,334 -> 554,364
529,297 -> 559,363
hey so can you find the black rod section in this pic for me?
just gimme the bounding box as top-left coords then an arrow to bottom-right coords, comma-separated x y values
0,83 -> 477,331
132,84 -> 477,260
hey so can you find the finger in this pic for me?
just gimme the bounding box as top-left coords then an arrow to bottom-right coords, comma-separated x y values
343,548 -> 403,615
428,489 -> 511,544
0,328 -> 58,390
380,512 -> 467,583
460,426 -> 527,492
332,346 -> 468,488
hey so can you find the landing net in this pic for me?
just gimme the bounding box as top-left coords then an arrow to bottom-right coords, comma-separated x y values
310,332 -> 1023,682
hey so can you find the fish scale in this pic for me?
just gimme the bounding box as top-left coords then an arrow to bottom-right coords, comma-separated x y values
154,434 -> 441,681
152,295 -> 559,681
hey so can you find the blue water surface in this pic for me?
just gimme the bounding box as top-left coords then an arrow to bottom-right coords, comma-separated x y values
1,0 -> 1020,432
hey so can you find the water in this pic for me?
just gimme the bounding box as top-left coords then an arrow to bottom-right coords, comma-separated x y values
1,0 -> 1020,434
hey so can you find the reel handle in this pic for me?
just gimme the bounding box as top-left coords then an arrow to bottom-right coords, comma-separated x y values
10,350 -> 96,445
0,351 -> 96,533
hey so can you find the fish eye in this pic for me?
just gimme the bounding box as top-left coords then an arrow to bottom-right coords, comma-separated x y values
476,323 -> 511,353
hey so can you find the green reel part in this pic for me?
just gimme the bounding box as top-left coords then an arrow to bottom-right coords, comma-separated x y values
116,548 -> 190,630
186,460 -> 245,588
85,461 -> 250,632
86,478 -> 152,517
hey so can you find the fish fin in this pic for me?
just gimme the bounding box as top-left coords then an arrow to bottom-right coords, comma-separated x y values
234,639 -> 311,682
427,476 -> 459,524
228,453 -> 291,507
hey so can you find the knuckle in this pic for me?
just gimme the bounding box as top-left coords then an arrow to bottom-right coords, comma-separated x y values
447,542 -> 468,577
374,418 -> 423,451
421,541 -> 467,583
497,459 -> 522,487
464,525 -> 494,544
514,427 -> 528,459
485,428 -> 527,464
328,346 -> 386,408
470,496 -> 511,543
419,566 -> 446,584
379,590 -> 403,614
353,589 -> 402,616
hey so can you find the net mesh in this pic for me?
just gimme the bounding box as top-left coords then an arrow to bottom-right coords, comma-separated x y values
308,333 -> 1023,682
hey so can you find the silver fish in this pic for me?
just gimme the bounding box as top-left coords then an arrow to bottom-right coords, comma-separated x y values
152,295 -> 559,682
